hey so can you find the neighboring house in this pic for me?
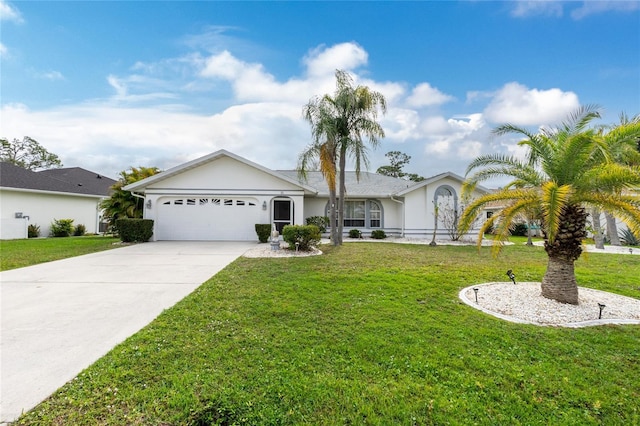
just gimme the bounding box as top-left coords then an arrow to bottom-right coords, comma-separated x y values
0,162 -> 116,239
124,150 -> 490,242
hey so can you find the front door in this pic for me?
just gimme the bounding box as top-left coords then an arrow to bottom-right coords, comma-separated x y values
273,199 -> 292,233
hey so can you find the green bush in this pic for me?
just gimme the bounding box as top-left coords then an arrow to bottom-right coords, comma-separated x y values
74,224 -> 86,236
255,224 -> 271,243
281,224 -> 321,251
620,228 -> 639,246
28,223 -> 40,238
116,218 -> 154,243
370,229 -> 386,239
510,222 -> 528,237
348,229 -> 362,239
306,216 -> 329,233
50,219 -> 74,237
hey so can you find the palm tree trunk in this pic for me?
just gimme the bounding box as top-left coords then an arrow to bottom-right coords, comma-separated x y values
329,189 -> 338,245
541,257 -> 579,304
591,208 -> 605,249
605,212 -> 621,246
337,148 -> 347,245
541,205 -> 587,305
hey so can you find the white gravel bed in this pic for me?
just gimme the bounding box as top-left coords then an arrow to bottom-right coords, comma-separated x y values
242,243 -> 322,258
461,282 -> 640,327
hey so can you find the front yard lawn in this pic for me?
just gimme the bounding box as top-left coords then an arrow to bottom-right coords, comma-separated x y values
0,236 -> 121,271
15,243 -> 640,425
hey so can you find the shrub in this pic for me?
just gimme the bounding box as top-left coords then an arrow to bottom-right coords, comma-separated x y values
27,223 -> 40,238
370,229 -> 386,239
281,224 -> 321,251
306,216 -> 329,233
255,224 -> 271,243
620,228 -> 639,246
50,219 -> 74,237
348,229 -> 362,239
116,218 -> 154,243
74,224 -> 87,236
510,222 -> 528,237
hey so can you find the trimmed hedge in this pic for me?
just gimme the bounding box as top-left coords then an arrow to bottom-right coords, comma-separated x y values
255,224 -> 271,243
282,224 -> 321,251
50,218 -> 74,237
116,218 -> 154,243
370,229 -> 386,239
348,229 -> 362,239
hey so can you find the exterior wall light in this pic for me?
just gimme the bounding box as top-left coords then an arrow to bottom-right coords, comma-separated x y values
262,201 -> 267,210
146,199 -> 152,209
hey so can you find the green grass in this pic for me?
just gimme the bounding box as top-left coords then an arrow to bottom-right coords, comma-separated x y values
0,236 -> 121,271
15,243 -> 640,425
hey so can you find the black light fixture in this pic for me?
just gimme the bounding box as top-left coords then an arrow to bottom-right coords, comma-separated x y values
630,248 -> 634,254
598,303 -> 606,319
473,287 -> 479,303
506,269 -> 516,285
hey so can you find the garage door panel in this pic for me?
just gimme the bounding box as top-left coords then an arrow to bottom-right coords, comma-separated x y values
157,197 -> 260,241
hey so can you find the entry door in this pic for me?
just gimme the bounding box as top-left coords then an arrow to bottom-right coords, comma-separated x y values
273,199 -> 291,233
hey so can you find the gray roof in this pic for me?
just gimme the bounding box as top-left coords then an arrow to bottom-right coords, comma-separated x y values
0,162 -> 116,196
277,170 -> 420,197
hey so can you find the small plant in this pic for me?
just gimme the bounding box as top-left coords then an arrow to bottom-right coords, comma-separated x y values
510,222 -> 528,237
50,218 -> 74,237
255,224 -> 271,243
27,223 -> 40,238
620,227 -> 639,246
74,224 -> 87,236
306,216 -> 329,233
348,229 -> 362,239
281,224 -> 321,251
370,229 -> 386,239
115,218 -> 154,242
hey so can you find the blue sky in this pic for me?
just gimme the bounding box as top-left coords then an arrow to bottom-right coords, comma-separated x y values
1,1 -> 639,184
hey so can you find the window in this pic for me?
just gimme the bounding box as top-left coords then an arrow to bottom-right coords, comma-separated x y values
344,201 -> 366,227
369,201 -> 381,228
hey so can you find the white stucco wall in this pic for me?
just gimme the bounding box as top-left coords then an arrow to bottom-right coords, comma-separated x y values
0,189 -> 102,239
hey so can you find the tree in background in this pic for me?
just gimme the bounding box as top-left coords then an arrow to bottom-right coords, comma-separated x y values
99,166 -> 160,229
459,106 -> 640,305
376,151 -> 424,182
300,70 -> 386,245
594,113 -> 640,246
0,136 -> 63,170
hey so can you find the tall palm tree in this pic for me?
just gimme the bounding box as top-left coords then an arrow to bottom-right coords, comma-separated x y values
459,106 -> 640,305
300,70 -> 386,245
100,166 -> 160,228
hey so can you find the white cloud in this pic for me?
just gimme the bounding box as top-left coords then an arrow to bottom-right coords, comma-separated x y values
37,70 -> 65,81
483,82 -> 580,125
406,83 -> 454,108
0,0 -> 23,23
0,42 -> 7,57
303,42 -> 368,77
510,0 -> 564,18
571,1 -> 640,19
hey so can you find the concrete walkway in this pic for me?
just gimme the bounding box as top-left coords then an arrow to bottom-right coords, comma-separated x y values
0,241 -> 255,424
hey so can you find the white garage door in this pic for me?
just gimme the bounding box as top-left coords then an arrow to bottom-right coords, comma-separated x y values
156,197 -> 261,241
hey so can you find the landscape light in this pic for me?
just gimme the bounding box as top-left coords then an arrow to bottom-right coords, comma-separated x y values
506,269 -> 516,285
295,242 -> 300,253
473,287 -> 479,303
598,303 -> 606,320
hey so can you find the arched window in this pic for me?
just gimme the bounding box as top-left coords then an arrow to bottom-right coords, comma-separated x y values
369,200 -> 381,228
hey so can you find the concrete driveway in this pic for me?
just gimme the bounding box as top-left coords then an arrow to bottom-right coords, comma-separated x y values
0,241 -> 255,424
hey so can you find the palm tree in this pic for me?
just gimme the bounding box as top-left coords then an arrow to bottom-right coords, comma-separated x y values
459,106 -> 640,305
300,70 -> 386,245
298,136 -> 339,243
100,166 -> 160,229
594,113 -> 640,245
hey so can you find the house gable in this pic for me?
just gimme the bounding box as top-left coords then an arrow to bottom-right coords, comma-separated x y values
125,150 -> 315,194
